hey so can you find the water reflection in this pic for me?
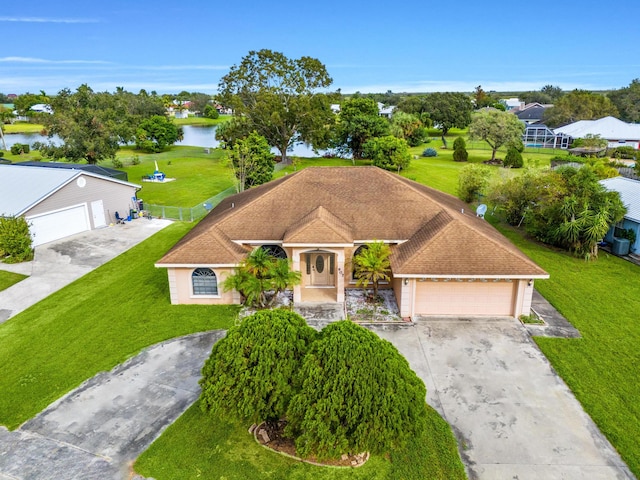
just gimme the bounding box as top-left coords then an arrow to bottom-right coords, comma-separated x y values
3,125 -> 323,157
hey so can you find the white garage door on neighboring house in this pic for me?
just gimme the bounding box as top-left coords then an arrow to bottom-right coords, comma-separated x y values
414,280 -> 515,316
27,204 -> 90,247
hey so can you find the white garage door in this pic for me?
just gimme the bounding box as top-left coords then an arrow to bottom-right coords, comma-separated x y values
27,204 -> 90,246
414,280 -> 515,316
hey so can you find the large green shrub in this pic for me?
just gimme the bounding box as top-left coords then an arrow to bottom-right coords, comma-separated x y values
457,163 -> 491,203
286,321 -> 428,459
200,310 -> 317,425
363,135 -> 411,172
0,216 -> 34,263
611,146 -> 636,159
503,147 -> 524,168
10,143 -> 26,155
452,146 -> 469,162
452,137 -> 466,151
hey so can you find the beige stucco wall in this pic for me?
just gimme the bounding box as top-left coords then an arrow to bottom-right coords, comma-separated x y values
167,267 -> 240,305
25,174 -> 138,228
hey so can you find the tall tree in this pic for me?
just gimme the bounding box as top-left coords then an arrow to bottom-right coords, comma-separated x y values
352,241 -> 391,298
608,79 -> 640,123
469,109 -> 525,161
332,97 -> 389,162
473,85 -> 494,109
37,85 -> 120,164
543,89 -> 619,127
135,115 -> 181,152
228,131 -> 275,192
217,49 -> 335,164
389,111 -> 427,146
423,92 -> 473,148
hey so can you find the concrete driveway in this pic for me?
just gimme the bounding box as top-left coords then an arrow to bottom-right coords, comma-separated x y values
370,318 -> 634,480
0,218 -> 172,323
0,330 -> 224,480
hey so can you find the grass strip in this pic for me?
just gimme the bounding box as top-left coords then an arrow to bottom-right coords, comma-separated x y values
0,222 -> 238,429
135,402 -> 466,480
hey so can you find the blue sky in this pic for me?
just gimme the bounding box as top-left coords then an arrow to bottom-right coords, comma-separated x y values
2,0 -> 639,95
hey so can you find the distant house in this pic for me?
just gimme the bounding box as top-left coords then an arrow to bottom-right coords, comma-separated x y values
0,165 -> 140,246
29,104 -> 53,114
330,104 -> 341,114
501,98 -> 524,111
513,103 -> 553,125
377,102 -> 395,118
554,116 -> 640,150
156,167 -> 548,318
601,177 -> 640,255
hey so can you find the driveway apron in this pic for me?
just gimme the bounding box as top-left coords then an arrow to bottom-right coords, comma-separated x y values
0,330 -> 224,480
369,318 -> 634,480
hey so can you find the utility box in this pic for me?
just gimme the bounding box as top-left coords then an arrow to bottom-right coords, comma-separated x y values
612,237 -> 630,256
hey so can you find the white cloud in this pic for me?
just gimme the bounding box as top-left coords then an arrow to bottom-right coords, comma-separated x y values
0,16 -> 99,24
0,56 -> 111,65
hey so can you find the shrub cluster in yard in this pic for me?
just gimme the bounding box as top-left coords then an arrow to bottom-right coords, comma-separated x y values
0,216 -> 33,263
10,143 -> 29,155
422,147 -> 438,157
200,310 -> 428,460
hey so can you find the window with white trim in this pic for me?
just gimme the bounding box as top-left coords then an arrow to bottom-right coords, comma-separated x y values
192,268 -> 218,295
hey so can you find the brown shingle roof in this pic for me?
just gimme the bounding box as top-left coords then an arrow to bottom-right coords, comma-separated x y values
156,225 -> 248,265
157,166 -> 547,277
284,206 -> 353,243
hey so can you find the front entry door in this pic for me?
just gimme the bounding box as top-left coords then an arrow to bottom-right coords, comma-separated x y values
311,253 -> 331,286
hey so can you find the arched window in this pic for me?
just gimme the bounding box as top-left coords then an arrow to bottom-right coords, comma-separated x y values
192,268 -> 218,295
352,245 -> 368,280
260,244 -> 287,259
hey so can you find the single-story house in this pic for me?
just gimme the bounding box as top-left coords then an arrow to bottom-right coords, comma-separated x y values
156,167 -> 548,318
554,116 -> 640,149
601,176 -> 640,255
0,164 -> 140,246
513,103 -> 553,125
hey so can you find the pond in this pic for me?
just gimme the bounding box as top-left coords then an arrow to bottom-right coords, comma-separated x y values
3,125 -> 323,157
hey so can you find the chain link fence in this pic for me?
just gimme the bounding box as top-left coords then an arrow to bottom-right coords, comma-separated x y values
144,186 -> 237,222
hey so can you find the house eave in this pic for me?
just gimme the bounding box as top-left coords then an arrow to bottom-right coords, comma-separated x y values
155,263 -> 239,269
393,274 -> 550,280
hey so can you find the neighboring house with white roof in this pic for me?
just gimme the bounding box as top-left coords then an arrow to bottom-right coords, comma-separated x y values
555,117 -> 640,149
501,98 -> 524,111
601,177 -> 640,255
377,102 -> 395,118
0,165 -> 140,246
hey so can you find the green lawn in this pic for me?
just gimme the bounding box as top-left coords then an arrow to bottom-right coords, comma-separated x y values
494,221 -> 640,477
114,146 -> 235,207
0,222 -> 238,429
135,402 -> 466,480
0,270 -> 27,291
173,115 -> 231,126
3,122 -> 44,134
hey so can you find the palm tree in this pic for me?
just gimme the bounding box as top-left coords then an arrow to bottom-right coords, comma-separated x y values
268,258 -> 301,306
353,241 -> 391,299
224,248 -> 301,308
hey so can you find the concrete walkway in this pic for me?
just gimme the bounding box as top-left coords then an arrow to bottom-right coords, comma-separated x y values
369,319 -> 634,480
0,218 -> 172,323
0,331 -> 224,480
